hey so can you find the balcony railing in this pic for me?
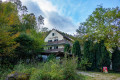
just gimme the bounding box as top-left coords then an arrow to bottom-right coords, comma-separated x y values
45,48 -> 64,53
46,40 -> 72,46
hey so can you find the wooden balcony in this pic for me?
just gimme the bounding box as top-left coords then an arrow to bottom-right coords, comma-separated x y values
46,40 -> 72,46
45,48 -> 64,53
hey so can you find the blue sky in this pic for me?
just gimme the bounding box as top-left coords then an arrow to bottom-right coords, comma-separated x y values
2,0 -> 120,34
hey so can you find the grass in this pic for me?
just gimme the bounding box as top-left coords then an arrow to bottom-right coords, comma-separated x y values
0,58 -> 86,80
79,71 -> 120,80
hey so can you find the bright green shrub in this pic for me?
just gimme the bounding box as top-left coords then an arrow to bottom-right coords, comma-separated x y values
62,58 -> 78,80
30,60 -> 64,80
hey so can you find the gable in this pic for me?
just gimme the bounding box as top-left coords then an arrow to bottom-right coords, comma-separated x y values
45,29 -> 64,42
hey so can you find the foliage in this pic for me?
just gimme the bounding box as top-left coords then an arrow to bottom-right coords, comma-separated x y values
83,40 -> 95,70
15,33 -> 39,60
21,13 -> 37,31
76,6 -> 120,49
112,47 -> 120,72
0,26 -> 19,56
47,54 -> 56,61
0,2 -> 20,26
62,58 -> 79,80
0,58 -> 85,80
72,41 -> 81,61
94,41 -> 111,70
64,44 -> 71,53
78,58 -> 92,71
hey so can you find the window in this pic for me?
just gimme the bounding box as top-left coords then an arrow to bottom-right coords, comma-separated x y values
54,39 -> 58,42
50,47 -> 52,50
54,46 -> 58,49
48,40 -> 52,42
48,47 -> 52,50
52,33 -> 54,36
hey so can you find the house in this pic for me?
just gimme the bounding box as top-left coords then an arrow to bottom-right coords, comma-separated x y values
44,29 -> 73,54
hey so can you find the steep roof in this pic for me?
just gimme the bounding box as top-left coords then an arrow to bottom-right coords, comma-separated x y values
53,29 -> 73,41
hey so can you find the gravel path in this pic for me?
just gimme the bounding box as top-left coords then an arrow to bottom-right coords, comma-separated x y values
77,71 -> 120,80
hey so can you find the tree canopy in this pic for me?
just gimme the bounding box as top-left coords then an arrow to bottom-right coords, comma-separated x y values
77,6 -> 120,50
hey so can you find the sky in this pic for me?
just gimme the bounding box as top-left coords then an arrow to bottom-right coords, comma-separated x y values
2,0 -> 120,34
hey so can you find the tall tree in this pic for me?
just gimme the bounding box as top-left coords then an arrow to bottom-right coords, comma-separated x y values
0,26 -> 19,57
112,47 -> 120,72
21,13 -> 37,31
64,44 -> 71,53
94,40 -> 110,70
84,40 -> 95,70
0,2 -> 20,26
77,6 -> 120,49
38,15 -> 44,31
72,41 -> 81,60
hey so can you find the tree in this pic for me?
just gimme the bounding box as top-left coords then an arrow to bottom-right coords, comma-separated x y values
0,26 -> 19,56
15,30 -> 45,60
21,13 -> 37,31
112,47 -> 120,72
84,40 -> 95,70
15,33 -> 36,60
72,41 -> 81,60
77,6 -> 120,49
38,15 -> 44,31
94,40 -> 110,70
64,44 -> 71,53
21,5 -> 28,15
0,2 -> 20,26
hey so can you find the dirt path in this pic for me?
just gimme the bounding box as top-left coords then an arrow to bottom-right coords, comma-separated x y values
77,71 -> 120,80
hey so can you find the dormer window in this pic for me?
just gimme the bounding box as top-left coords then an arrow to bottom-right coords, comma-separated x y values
52,33 -> 54,36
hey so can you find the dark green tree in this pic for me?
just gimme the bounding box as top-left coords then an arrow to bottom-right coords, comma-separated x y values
84,40 -> 95,70
15,33 -> 35,60
64,44 -> 71,53
112,47 -> 120,72
100,40 -> 110,68
94,41 -> 110,70
72,41 -> 81,60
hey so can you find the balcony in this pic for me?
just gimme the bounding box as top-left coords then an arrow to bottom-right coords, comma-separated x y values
45,48 -> 64,53
46,40 -> 72,46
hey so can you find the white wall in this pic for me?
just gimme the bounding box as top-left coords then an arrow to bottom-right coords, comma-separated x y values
45,29 -> 63,42
58,45 -> 64,48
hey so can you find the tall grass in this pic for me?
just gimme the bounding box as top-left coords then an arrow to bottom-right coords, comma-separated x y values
0,58 -> 85,80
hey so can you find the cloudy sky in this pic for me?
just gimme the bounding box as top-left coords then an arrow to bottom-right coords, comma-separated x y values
2,0 -> 120,34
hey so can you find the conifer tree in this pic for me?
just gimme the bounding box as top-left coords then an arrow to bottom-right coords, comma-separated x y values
84,40 -> 95,70
72,41 -> 81,60
112,47 -> 120,72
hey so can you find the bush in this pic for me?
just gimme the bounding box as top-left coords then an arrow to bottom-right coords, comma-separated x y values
30,60 -> 64,80
2,58 -> 85,80
47,54 -> 56,61
62,58 -> 78,80
78,58 -> 92,71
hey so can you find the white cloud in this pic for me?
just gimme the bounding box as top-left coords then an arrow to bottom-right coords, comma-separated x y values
2,0 -> 76,34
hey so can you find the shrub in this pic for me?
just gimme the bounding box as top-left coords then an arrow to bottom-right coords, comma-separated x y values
47,54 -> 56,61
62,58 -> 78,80
78,58 -> 92,71
30,60 -> 64,80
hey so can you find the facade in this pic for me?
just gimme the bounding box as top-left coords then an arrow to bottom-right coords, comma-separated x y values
44,29 -> 73,53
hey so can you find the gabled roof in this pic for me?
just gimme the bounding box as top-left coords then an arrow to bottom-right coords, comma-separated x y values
45,29 -> 73,41
54,29 -> 73,41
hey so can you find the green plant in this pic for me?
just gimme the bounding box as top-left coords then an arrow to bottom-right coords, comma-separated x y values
47,54 -> 56,61
78,58 -> 92,71
72,41 -> 81,61
112,47 -> 120,72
